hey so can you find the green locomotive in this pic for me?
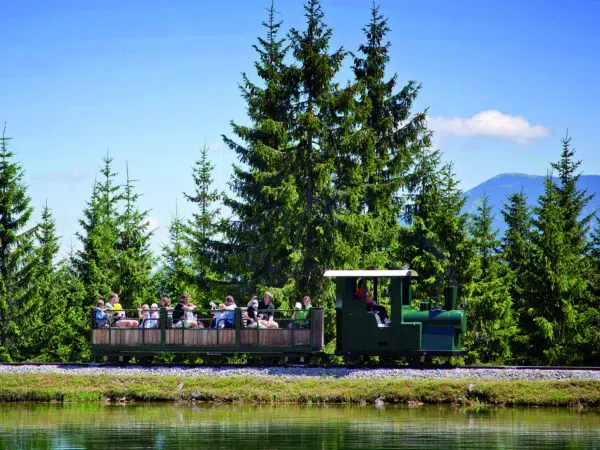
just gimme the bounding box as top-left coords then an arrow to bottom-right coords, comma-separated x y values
90,270 -> 466,361
325,270 -> 465,358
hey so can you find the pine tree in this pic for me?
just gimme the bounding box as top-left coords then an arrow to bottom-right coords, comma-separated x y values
157,204 -> 197,300
0,125 -> 37,361
183,143 -> 225,303
75,153 -> 122,305
117,163 -> 155,307
465,195 -> 516,363
344,3 -> 429,269
222,1 -> 297,291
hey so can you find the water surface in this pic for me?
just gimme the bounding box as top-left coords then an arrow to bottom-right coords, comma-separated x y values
1,403 -> 599,449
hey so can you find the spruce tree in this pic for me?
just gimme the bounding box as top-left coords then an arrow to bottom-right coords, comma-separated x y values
31,202 -> 68,360
584,218 -> 600,364
465,195 -> 516,363
75,153 -> 122,305
345,3 -> 429,269
399,147 -> 446,302
157,204 -> 197,300
522,154 -> 591,365
222,1 -> 296,291
287,0 -> 356,296
400,151 -> 475,307
117,163 -> 155,307
183,143 -> 225,303
500,190 -> 533,357
0,125 -> 37,360
41,243 -> 91,362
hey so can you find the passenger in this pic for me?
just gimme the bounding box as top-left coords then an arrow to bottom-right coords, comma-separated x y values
137,304 -> 150,328
148,303 -> 160,329
289,302 -> 304,328
209,301 -> 222,328
356,279 -> 390,325
94,300 -> 108,328
105,293 -> 118,310
245,297 -> 260,328
219,295 -> 236,328
160,296 -> 171,308
258,292 -> 279,328
113,302 -> 139,328
104,293 -> 118,325
301,296 -> 313,328
173,293 -> 198,328
160,296 -> 173,327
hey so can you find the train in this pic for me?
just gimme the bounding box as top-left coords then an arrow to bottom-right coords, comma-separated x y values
91,270 -> 466,362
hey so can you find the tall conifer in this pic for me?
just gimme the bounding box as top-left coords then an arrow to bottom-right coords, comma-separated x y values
346,4 -> 429,269
522,142 -> 592,364
184,143 -> 225,302
501,190 -> 533,357
222,1 -> 296,291
157,204 -> 197,299
75,153 -> 122,305
466,195 -> 515,363
287,0 -> 356,296
0,125 -> 37,360
117,163 -> 155,307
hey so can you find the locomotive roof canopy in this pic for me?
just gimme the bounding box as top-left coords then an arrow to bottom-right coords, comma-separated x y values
323,270 -> 418,278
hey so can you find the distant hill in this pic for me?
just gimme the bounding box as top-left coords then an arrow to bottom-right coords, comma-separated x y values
463,173 -> 600,234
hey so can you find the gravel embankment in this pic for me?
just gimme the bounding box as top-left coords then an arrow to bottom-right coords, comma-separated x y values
1,364 -> 599,381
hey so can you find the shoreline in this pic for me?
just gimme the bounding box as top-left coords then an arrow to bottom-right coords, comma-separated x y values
1,374 -> 599,407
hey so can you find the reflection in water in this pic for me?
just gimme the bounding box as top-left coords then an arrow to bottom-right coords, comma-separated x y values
0,403 -> 599,449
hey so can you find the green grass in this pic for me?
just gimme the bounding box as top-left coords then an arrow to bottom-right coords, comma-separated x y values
0,374 -> 599,407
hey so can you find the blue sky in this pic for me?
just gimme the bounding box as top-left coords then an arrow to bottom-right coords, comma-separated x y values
1,0 -> 599,255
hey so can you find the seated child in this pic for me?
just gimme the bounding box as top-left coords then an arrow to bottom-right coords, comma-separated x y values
94,300 -> 108,328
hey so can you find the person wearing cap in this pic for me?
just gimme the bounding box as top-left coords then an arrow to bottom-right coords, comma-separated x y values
245,297 -> 261,328
289,302 -> 304,328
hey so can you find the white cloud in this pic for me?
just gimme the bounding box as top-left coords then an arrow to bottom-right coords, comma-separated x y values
427,110 -> 549,145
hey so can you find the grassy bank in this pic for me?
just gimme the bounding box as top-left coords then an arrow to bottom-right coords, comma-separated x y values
0,374 -> 599,407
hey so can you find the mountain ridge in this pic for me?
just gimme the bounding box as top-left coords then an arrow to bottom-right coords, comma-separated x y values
464,173 -> 600,233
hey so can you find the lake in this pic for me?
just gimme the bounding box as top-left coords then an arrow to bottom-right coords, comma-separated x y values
0,403 -> 599,449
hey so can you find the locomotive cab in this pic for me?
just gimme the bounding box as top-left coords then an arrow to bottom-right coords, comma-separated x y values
324,270 -> 466,358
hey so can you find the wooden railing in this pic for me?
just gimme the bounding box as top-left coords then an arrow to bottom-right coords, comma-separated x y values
91,307 -> 324,350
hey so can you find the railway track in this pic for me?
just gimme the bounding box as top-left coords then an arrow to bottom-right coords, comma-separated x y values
1,362 -> 599,371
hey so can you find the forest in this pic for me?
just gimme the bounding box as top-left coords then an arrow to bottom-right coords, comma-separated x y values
0,0 -> 599,366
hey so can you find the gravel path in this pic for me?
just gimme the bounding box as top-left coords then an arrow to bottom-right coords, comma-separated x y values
1,364 -> 600,381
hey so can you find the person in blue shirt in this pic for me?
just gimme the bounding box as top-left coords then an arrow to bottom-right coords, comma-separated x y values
220,295 -> 237,328
94,300 -> 108,328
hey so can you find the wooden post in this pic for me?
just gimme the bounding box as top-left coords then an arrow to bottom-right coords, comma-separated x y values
235,308 -> 241,347
160,308 -> 166,347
